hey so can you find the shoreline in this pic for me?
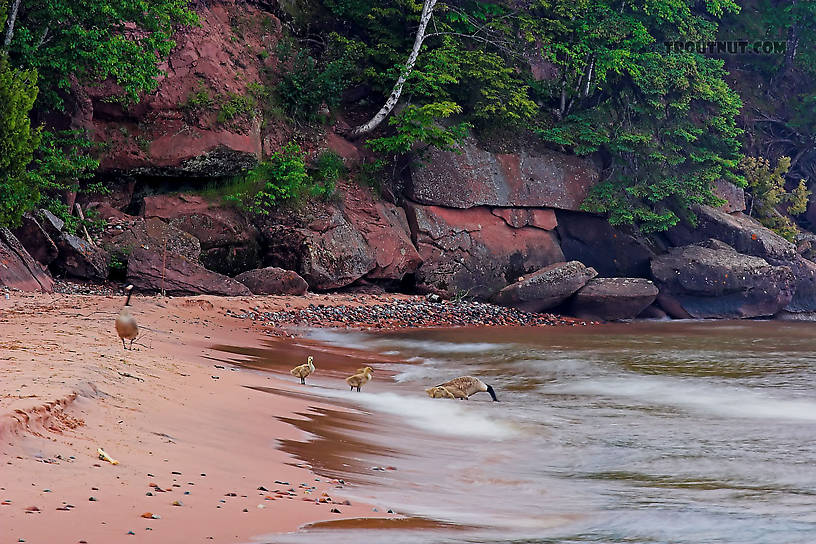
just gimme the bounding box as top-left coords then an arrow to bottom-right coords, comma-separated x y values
0,292 -> 411,543
0,290 -> 587,543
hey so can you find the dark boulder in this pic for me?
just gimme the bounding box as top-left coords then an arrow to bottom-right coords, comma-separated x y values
126,247 -> 251,296
665,205 -> 795,262
556,210 -> 656,278
234,267 -> 308,295
52,233 -> 110,280
567,277 -> 658,321
405,203 -> 565,299
0,228 -> 54,292
101,217 -> 201,263
492,261 -> 597,313
12,213 -> 59,266
650,240 -> 795,319
142,194 -> 260,276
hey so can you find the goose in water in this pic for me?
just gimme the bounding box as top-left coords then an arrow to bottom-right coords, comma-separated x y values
290,356 -> 315,384
346,366 -> 373,392
115,285 -> 138,350
436,376 -> 498,401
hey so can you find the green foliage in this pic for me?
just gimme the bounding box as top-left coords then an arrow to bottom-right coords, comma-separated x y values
274,35 -> 363,120
0,53 -> 40,228
217,142 -> 340,213
31,130 -> 104,234
4,0 -> 198,110
308,151 -> 346,200
216,92 -> 256,125
532,1 -> 744,232
740,156 -> 811,242
367,102 -> 470,155
184,82 -> 216,111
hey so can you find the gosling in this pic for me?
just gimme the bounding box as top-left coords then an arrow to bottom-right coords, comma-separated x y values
436,376 -> 498,401
115,285 -> 139,350
346,366 -> 373,392
290,356 -> 315,385
425,385 -> 459,399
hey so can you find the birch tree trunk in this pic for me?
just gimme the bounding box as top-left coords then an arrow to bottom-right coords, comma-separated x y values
347,0 -> 438,139
4,0 -> 22,47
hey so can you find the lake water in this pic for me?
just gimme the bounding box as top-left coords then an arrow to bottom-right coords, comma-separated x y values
235,321 -> 816,544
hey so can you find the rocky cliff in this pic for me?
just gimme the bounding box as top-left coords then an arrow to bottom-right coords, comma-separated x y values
4,0 -> 816,323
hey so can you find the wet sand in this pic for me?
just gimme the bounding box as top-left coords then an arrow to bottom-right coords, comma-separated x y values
0,292 -> 407,543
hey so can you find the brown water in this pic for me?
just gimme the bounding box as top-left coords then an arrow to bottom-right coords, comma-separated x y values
224,321 -> 816,544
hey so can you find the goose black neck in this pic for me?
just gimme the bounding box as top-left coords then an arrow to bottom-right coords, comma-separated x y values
486,384 -> 498,402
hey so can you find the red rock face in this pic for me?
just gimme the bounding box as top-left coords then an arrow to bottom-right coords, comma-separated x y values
0,229 -> 54,293
405,203 -> 565,298
491,208 -> 557,230
407,137 -> 601,210
78,2 -> 280,176
341,182 -> 422,281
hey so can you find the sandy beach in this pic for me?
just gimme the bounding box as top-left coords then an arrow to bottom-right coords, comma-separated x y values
0,291 -> 407,543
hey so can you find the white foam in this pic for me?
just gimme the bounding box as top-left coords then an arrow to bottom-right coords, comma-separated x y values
556,377 -> 816,422
307,387 -> 517,440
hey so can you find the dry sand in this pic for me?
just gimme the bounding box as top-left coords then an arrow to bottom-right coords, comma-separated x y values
0,291 -> 399,543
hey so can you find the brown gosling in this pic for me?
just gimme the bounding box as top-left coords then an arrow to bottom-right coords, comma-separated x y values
425,386 -> 458,399
290,356 -> 315,385
436,376 -> 499,402
346,366 -> 373,392
115,285 -> 139,350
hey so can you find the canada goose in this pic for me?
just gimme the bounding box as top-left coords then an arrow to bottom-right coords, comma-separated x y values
436,376 -> 498,401
115,285 -> 139,350
425,386 -> 458,399
290,356 -> 315,384
346,366 -> 373,392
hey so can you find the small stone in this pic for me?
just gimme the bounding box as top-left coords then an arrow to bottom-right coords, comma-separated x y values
330,508 -> 341,513
127,531 -> 136,535
88,497 -> 97,502
257,486 -> 268,491
171,500 -> 183,506
242,508 -> 248,513
146,492 -> 153,496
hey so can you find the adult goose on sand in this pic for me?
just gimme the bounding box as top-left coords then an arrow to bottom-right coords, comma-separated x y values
436,376 -> 499,401
290,356 -> 315,384
115,285 -> 139,350
346,366 -> 373,392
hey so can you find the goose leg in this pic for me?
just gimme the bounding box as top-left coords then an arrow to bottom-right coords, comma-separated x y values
349,385 -> 354,391
129,338 -> 135,349
356,385 -> 361,392
300,377 -> 305,384
122,338 -> 127,350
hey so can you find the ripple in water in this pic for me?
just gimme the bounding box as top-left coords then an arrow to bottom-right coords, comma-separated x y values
265,321 -> 816,544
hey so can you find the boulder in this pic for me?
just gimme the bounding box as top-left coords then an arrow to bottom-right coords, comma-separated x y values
650,240 -> 795,319
665,205 -> 796,262
52,233 -> 110,281
126,247 -> 251,296
405,203 -> 565,299
234,267 -> 308,295
491,208 -> 557,230
12,213 -> 59,266
713,179 -> 746,213
556,210 -> 657,278
0,228 -> 54,292
142,194 -> 259,275
568,278 -> 659,321
407,136 -> 600,210
262,206 -> 376,291
492,261 -> 597,313
101,217 -> 201,263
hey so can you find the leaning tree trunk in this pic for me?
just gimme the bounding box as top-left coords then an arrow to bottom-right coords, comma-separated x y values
347,0 -> 438,139
3,0 -> 22,47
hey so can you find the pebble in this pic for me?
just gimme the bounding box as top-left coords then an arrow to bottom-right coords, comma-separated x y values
229,298 -> 594,329
88,497 -> 97,502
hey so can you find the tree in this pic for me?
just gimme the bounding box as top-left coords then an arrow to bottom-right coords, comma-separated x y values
0,52 -> 40,227
2,0 -> 197,109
